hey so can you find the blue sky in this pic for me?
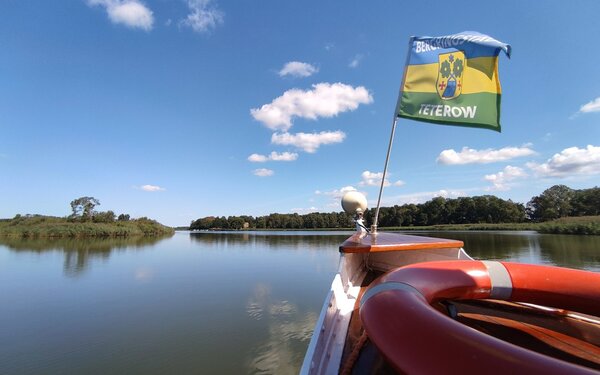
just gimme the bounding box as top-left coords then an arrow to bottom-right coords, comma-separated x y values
1,0 -> 600,226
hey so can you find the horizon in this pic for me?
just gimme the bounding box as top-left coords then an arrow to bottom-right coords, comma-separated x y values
2,1 -> 600,227
2,182 -> 594,226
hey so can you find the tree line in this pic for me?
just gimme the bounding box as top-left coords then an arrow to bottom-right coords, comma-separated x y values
190,185 -> 600,230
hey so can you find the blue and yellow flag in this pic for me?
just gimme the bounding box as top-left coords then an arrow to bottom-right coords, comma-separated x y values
396,31 -> 511,131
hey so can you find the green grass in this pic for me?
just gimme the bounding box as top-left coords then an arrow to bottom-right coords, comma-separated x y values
0,215 -> 174,238
381,222 -> 540,231
538,216 -> 600,235
384,216 -> 600,235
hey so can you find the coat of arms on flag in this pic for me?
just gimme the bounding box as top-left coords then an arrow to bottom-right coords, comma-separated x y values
436,52 -> 465,100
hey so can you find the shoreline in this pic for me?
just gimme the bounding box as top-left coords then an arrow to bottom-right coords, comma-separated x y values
183,216 -> 600,235
0,216 -> 174,238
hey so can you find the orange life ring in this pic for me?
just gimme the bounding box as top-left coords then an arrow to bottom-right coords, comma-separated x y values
359,260 -> 600,374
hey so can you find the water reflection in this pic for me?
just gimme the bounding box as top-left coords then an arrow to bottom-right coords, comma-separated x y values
190,231 -> 351,250
245,282 -> 317,374
538,234 -> 600,271
0,235 -> 171,277
411,231 -> 600,271
192,231 -> 600,271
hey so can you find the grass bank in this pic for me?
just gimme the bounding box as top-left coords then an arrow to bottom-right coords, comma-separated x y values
537,216 -> 600,235
0,215 -> 174,238
384,216 -> 600,235
382,222 -> 540,231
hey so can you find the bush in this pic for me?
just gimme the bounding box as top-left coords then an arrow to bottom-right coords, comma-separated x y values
93,211 -> 116,223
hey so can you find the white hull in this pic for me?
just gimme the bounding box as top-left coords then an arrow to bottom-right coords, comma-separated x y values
300,240 -> 470,374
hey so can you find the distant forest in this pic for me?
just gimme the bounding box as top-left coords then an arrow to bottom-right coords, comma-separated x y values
190,185 -> 600,230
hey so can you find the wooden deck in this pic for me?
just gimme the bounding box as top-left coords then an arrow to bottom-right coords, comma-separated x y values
339,232 -> 464,254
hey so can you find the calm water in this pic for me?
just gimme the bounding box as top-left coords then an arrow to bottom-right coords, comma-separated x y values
1,231 -> 599,374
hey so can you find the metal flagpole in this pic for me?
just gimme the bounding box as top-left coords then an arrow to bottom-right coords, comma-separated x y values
371,37 -> 412,234
371,115 -> 399,234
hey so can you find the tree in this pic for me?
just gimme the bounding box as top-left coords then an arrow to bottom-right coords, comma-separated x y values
70,197 -> 100,220
571,187 -> 600,216
117,214 -> 130,221
228,216 -> 244,230
527,185 -> 574,221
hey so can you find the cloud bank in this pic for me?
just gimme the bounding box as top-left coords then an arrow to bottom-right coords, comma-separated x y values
359,171 -> 404,187
385,189 -> 467,206
271,131 -> 345,153
484,166 -> 527,191
437,146 -> 535,165
315,185 -> 358,199
248,151 -> 299,162
527,145 -> 600,178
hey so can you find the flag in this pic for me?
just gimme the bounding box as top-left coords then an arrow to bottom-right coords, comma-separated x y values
396,31 -> 511,132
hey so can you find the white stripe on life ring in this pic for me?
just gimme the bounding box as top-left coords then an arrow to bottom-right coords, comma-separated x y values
482,261 -> 513,300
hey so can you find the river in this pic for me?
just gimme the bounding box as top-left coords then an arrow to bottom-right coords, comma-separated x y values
0,231 -> 599,374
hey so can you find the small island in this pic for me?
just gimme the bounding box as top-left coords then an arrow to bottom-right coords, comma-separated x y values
0,197 -> 174,238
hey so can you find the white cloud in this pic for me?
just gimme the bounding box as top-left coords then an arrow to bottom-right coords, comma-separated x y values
349,54 -> 363,68
385,189 -> 466,206
579,97 -> 600,113
315,186 -> 366,212
253,168 -> 274,177
251,83 -> 373,131
315,185 -> 358,199
141,184 -> 165,192
290,207 -> 319,214
271,131 -> 345,153
88,0 -> 154,30
437,146 -> 535,165
269,151 -> 298,161
484,166 -> 527,191
527,145 -> 600,178
359,170 -> 404,187
248,154 -> 269,162
248,151 -> 299,163
278,61 -> 318,78
180,0 -> 224,33
324,201 -> 342,210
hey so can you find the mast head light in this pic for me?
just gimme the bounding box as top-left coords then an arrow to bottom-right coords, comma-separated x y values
341,191 -> 368,215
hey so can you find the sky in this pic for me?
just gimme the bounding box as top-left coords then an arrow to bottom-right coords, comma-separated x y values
1,0 -> 600,227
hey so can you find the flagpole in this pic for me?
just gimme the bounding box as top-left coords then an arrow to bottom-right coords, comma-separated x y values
371,115 -> 399,234
371,37 -> 414,234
